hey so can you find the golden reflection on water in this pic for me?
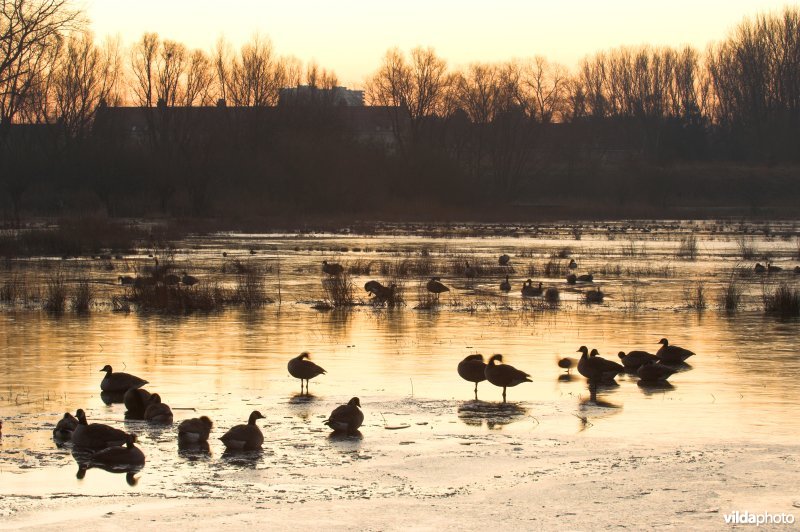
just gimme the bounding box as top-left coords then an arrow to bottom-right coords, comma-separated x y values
1,225 -> 799,497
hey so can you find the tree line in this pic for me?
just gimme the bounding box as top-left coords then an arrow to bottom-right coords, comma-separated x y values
2,1 -> 799,224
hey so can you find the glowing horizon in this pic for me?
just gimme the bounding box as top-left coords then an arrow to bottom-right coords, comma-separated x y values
87,0 -> 795,88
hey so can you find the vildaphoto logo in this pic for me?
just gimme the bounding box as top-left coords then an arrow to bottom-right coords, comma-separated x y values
723,511 -> 795,526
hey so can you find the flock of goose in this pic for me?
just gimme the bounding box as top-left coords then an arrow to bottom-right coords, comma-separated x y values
48,335 -> 695,478
458,337 -> 695,402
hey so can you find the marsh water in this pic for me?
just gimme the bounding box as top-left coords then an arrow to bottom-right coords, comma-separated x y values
1,220 -> 799,507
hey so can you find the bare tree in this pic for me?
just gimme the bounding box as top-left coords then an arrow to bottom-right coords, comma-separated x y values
1,0 -> 81,125
183,49 -> 213,106
155,39 -> 186,106
130,32 -> 158,107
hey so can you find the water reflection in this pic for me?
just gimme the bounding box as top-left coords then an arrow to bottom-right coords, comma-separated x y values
178,440 -> 211,457
100,391 -> 125,405
638,381 -> 676,395
457,401 -> 529,430
220,449 -> 262,467
72,450 -> 143,487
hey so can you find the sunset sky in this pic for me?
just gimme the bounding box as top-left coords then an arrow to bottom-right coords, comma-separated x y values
86,0 -> 792,88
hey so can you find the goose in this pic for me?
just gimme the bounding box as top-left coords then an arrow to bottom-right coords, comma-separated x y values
544,287 -> 560,303
177,416 -> 213,443
143,394 -> 173,424
566,273 -> 577,284
637,361 -> 677,382
521,279 -> 543,297
617,350 -> 659,370
324,397 -> 364,434
288,352 -> 326,395
53,411 -> 79,440
72,409 -> 128,450
754,263 -> 767,273
220,411 -> 265,451
656,338 -> 695,363
557,357 -> 576,373
99,365 -> 147,393
164,273 -> 180,286
767,263 -> 783,273
364,280 -> 385,297
499,276 -> 511,292
322,260 -> 344,276
90,433 -> 145,467
118,275 -> 135,286
794,266 -> 800,274
181,272 -> 198,286
426,278 -> 450,300
498,254 -> 510,266
464,262 -> 477,279
576,347 -> 623,382
484,354 -> 532,403
577,273 -> 594,283
568,259 -> 577,270
457,354 -> 487,399
123,388 -> 152,419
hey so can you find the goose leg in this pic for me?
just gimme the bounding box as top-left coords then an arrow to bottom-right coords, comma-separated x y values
502,387 -> 507,403
474,382 -> 478,400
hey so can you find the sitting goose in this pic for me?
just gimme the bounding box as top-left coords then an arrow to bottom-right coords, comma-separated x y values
656,338 -> 695,363
498,254 -> 511,266
457,354 -> 487,399
637,361 -> 677,382
72,409 -> 128,451
324,397 -> 364,434
181,272 -> 199,286
288,352 -> 327,395
617,350 -> 660,370
484,354 -> 532,403
90,433 -> 145,467
118,275 -> 135,286
577,273 -> 594,283
566,273 -> 577,284
123,388 -> 152,419
521,279 -> 543,297
767,262 -> 783,273
220,411 -> 265,451
754,263 -> 767,273
53,411 -> 79,440
499,276 -> 511,292
322,260 -> 344,276
99,365 -> 147,393
576,347 -> 623,382
557,357 -> 576,373
177,416 -> 213,444
143,394 -> 173,424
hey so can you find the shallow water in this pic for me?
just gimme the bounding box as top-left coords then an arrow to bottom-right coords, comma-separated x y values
1,220 -> 799,504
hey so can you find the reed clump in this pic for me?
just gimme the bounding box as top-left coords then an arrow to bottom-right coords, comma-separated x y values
762,283 -> 800,317
735,236 -> 759,260
233,269 -> 270,308
43,273 -> 67,312
322,273 -> 355,307
677,234 -> 699,260
584,288 -> 604,304
0,275 -> 28,304
72,277 -> 93,313
683,282 -> 707,310
718,276 -> 743,312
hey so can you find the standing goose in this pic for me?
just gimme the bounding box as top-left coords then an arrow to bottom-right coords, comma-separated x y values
499,254 -> 511,266
322,260 -> 344,276
220,411 -> 265,451
637,362 -> 677,382
568,259 -> 578,270
426,278 -> 450,300
324,397 -> 364,434
457,354 -> 487,399
576,347 -> 623,382
617,350 -> 659,370
484,354 -> 532,403
53,411 -> 79,440
577,273 -> 594,283
181,271 -> 199,286
99,365 -> 147,393
499,276 -> 511,292
143,394 -> 174,424
464,262 -> 477,280
364,280 -> 386,297
656,338 -> 695,363
90,433 -> 145,467
123,388 -> 152,419
288,352 -> 327,395
72,409 -> 128,450
177,416 -> 213,444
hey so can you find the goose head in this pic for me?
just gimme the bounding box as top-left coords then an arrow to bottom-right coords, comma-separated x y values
576,346 -> 589,357
589,349 -> 600,357
658,338 -> 669,346
488,354 -> 504,365
248,411 -> 265,424
100,365 -> 113,374
347,397 -> 361,408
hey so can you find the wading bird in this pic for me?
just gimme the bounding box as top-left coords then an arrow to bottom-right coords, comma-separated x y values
484,354 -> 532,403
458,354 -> 487,399
426,278 -> 450,301
288,352 -> 326,395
